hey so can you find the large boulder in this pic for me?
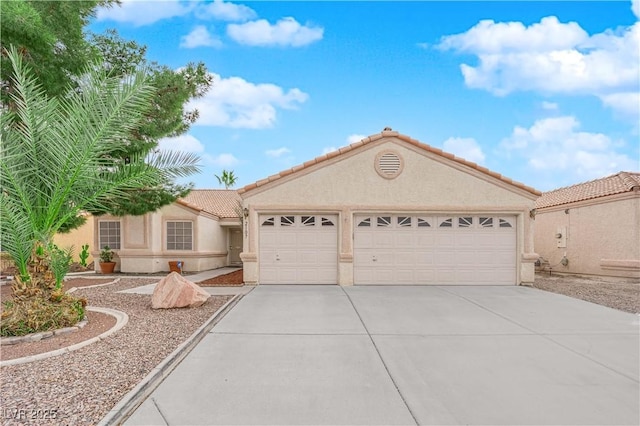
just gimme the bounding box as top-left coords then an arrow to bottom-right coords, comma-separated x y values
152,272 -> 210,309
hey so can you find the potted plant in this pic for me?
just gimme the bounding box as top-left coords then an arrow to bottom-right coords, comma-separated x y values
99,245 -> 116,274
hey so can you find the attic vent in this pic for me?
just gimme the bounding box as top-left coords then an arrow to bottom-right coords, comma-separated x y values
375,150 -> 403,179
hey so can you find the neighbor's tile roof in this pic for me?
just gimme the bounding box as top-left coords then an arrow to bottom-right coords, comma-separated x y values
536,172 -> 640,209
177,189 -> 241,218
238,129 -> 540,196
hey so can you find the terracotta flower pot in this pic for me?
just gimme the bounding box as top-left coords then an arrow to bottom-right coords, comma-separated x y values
100,262 -> 116,274
168,261 -> 185,273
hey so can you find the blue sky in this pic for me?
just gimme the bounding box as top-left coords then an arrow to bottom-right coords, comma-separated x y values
91,0 -> 640,191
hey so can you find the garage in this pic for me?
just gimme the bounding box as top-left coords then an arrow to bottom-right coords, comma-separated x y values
259,214 -> 338,284
239,129 -> 540,286
354,214 -> 516,285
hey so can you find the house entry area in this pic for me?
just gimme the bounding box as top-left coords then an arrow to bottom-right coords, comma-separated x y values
258,214 -> 338,284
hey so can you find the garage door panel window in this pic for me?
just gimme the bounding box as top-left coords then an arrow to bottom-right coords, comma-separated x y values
358,217 -> 371,227
166,221 -> 193,250
321,217 -> 335,226
397,216 -> 412,227
377,216 -> 391,227
417,218 -> 431,228
439,218 -> 453,227
301,216 -> 315,226
262,217 -> 275,226
458,217 -> 473,228
479,217 -> 493,228
499,218 -> 513,228
281,216 -> 295,226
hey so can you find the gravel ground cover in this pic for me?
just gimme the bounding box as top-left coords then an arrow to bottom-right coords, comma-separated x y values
0,278 -> 232,425
532,272 -> 639,314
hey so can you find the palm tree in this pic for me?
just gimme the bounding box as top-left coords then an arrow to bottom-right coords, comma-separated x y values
0,48 -> 200,334
215,170 -> 238,189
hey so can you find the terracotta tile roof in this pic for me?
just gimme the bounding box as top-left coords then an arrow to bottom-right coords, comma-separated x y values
238,129 -> 541,196
177,189 -> 241,218
535,172 -> 640,209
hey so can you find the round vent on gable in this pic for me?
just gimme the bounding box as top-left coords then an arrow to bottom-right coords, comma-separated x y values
375,150 -> 403,179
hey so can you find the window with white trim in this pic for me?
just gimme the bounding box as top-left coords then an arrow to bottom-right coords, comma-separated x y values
99,221 -> 121,250
167,221 -> 193,250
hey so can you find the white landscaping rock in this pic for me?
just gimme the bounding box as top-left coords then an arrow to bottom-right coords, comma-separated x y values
151,272 -> 210,309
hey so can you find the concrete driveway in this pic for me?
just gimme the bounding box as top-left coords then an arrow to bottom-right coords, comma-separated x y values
125,285 -> 639,425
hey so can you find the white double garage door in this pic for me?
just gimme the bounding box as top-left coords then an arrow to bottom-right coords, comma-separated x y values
259,214 -> 516,285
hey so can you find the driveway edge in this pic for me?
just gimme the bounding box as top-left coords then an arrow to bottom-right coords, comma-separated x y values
98,293 -> 246,426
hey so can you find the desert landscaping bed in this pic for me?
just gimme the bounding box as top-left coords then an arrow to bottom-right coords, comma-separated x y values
0,277 -> 232,425
532,272 -> 639,314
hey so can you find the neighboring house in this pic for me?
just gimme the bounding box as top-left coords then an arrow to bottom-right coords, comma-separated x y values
534,172 -> 640,279
239,128 -> 541,286
93,190 -> 242,273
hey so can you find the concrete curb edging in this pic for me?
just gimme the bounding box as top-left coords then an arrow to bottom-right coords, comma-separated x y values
67,278 -> 121,293
0,307 -> 128,367
98,292 -> 247,426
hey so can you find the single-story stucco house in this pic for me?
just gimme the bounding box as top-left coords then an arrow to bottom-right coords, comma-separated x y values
534,171 -> 640,279
238,128 -> 541,286
93,190 -> 242,273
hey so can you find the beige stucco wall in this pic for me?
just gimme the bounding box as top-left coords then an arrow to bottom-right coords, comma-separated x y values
534,193 -> 640,278
93,203 -> 239,273
242,136 -> 538,285
53,214 -> 95,264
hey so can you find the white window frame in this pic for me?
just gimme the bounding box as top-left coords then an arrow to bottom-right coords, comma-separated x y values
98,220 -> 121,250
166,221 -> 194,251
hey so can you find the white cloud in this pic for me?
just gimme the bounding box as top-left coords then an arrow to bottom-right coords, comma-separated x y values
196,0 -> 256,22
347,134 -> 366,144
442,137 -> 486,164
322,147 -> 337,155
501,116 -> 637,180
633,0 -> 640,19
541,101 -> 559,111
438,16 -> 640,120
265,147 -> 291,158
189,73 -> 309,128
600,92 -> 640,118
180,26 -> 222,49
227,17 -> 324,47
158,134 -> 204,153
96,0 -> 192,26
208,153 -> 238,167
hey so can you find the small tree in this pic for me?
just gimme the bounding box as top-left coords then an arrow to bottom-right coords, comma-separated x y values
215,170 -> 238,189
0,48 -> 200,336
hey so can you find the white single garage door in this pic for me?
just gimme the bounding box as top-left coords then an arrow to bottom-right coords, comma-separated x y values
354,214 -> 516,285
259,214 -> 338,284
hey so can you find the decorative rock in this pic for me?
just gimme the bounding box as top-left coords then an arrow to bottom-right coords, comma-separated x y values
152,272 -> 210,309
